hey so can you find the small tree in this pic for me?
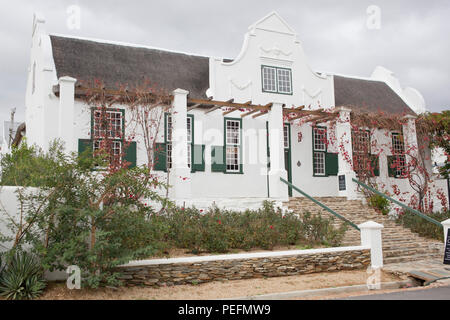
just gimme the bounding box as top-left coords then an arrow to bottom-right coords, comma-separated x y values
1,141 -> 166,288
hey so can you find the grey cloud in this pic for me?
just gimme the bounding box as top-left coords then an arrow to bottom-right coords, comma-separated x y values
0,0 -> 448,126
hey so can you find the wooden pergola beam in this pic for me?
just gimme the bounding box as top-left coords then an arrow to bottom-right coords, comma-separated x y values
222,101 -> 252,116
187,103 -> 202,111
252,111 -> 269,119
241,109 -> 259,118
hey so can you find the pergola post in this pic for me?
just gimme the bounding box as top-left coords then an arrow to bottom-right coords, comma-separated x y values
58,76 -> 77,153
336,107 -> 358,199
169,88 -> 191,204
402,114 -> 419,159
268,102 -> 289,201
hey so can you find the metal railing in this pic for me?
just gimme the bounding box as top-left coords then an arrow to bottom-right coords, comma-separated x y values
352,178 -> 443,228
280,178 -> 360,231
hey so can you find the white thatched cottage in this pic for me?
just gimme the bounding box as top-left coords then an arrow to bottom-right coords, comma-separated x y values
23,11 -> 448,211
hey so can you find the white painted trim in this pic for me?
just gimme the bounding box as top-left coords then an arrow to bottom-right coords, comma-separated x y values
121,246 -> 370,267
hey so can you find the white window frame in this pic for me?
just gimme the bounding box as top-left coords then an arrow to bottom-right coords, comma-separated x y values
262,65 -> 293,95
262,66 -> 277,93
93,110 -> 123,140
313,127 -> 327,176
392,132 -> 406,177
284,124 -> 290,149
165,114 -> 193,169
225,119 -> 241,173
352,130 -> 371,175
277,68 -> 292,94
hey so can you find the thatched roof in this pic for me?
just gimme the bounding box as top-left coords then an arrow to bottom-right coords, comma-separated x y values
334,75 -> 415,115
49,35 -> 415,115
50,35 -> 210,99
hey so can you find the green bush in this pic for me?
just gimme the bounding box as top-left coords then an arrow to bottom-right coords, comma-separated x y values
396,210 -> 450,242
152,201 -> 347,254
369,194 -> 391,215
1,141 -> 165,289
0,251 -> 46,300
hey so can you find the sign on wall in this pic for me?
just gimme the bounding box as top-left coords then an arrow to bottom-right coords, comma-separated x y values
444,229 -> 450,265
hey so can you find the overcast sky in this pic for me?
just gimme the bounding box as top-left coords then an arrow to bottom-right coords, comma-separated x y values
1,0 -> 449,128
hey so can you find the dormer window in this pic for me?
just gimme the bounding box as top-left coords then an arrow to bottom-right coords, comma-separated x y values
261,65 -> 292,95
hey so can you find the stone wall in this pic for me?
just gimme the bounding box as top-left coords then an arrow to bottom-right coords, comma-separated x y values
117,247 -> 370,287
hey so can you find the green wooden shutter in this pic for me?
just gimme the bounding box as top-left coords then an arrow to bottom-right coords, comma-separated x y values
192,144 -> 205,172
123,141 -> 137,168
211,145 -> 226,172
387,156 -> 396,177
370,154 -> 380,177
154,143 -> 167,172
325,153 -> 339,176
78,139 -> 93,156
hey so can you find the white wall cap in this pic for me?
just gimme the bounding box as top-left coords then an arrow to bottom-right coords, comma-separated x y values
173,88 -> 189,95
402,114 -> 417,120
442,219 -> 450,227
58,76 -> 77,84
337,106 -> 352,113
358,221 -> 384,230
121,245 -> 370,267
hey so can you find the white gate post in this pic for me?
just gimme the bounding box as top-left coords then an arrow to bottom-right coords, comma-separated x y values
58,76 -> 77,153
268,102 -> 288,201
336,107 -> 358,200
169,88 -> 191,204
359,221 -> 384,269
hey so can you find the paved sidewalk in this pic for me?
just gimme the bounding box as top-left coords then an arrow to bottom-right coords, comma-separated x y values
340,285 -> 450,300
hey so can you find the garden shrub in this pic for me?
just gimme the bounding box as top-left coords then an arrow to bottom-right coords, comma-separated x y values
368,194 -> 391,215
151,201 -> 347,254
396,210 -> 450,242
0,251 -> 46,300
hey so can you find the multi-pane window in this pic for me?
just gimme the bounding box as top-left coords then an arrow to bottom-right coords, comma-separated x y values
225,119 -> 241,173
284,125 -> 290,149
262,66 -> 292,94
93,110 -> 123,140
352,130 -> 371,175
165,114 -> 193,169
262,67 -> 277,92
313,127 -> 327,176
277,69 -> 292,94
92,108 -> 124,166
392,133 -> 406,177
314,152 -> 326,176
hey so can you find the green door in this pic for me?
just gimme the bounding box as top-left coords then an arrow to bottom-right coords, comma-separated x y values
284,124 -> 293,197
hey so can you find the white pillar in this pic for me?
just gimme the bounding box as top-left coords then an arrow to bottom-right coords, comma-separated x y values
442,219 -> 450,244
268,102 -> 288,201
169,88 -> 191,204
359,221 -> 384,269
58,76 -> 77,153
336,107 -> 358,199
402,115 -> 419,158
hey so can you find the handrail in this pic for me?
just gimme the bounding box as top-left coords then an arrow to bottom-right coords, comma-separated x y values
352,178 -> 443,228
280,178 -> 360,231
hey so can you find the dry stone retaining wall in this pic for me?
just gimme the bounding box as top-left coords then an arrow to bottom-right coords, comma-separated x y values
117,247 -> 370,287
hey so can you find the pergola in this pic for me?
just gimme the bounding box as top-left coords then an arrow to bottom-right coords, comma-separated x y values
56,84 -> 339,124
186,97 -> 339,123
